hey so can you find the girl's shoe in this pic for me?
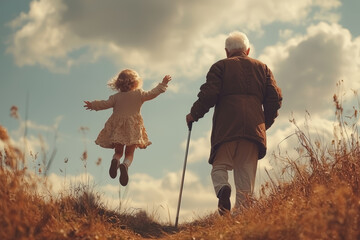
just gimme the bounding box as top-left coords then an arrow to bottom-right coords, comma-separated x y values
109,159 -> 119,179
119,163 -> 129,186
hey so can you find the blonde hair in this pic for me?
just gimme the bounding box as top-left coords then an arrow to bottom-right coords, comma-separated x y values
108,69 -> 143,92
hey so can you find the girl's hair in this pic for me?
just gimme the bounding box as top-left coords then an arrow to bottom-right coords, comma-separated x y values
108,69 -> 143,92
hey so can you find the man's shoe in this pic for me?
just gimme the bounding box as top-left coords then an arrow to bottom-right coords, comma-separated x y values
119,163 -> 129,186
109,159 -> 119,179
217,185 -> 231,215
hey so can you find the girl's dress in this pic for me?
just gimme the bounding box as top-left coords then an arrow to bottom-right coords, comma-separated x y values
90,83 -> 167,149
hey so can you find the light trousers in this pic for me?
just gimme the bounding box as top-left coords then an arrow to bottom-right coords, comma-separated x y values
211,139 -> 259,209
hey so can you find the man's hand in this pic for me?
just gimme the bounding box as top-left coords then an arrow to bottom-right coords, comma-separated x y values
186,113 -> 194,125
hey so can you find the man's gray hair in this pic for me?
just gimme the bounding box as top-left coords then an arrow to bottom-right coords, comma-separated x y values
225,31 -> 250,51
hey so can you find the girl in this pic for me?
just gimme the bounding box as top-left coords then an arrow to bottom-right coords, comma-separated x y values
84,69 -> 171,186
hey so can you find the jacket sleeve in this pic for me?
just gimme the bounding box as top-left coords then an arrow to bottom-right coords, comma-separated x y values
263,67 -> 282,129
190,62 -> 223,121
141,83 -> 168,102
91,95 -> 115,111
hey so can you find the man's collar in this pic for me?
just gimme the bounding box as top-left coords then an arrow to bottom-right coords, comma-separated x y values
228,50 -> 247,58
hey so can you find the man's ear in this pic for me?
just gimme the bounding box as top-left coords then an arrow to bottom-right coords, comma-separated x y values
246,48 -> 250,56
225,48 -> 230,58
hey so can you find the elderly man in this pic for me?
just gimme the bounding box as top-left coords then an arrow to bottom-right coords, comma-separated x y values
186,31 -> 282,215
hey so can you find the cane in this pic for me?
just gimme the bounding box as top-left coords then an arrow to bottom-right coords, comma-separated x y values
175,121 -> 193,228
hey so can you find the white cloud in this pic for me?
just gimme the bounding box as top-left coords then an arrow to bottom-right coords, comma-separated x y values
182,130 -> 211,164
11,114 -> 63,138
279,29 -> 295,40
6,0 -> 341,77
120,171 -> 215,223
6,116 -> 63,165
45,170 -> 216,224
6,0 -> 74,72
259,22 -> 360,116
267,115 -> 335,158
47,172 -> 95,193
314,0 -> 341,9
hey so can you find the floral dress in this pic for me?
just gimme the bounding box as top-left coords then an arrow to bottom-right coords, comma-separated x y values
90,83 -> 167,149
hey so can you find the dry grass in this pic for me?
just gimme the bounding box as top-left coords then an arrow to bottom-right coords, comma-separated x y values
1,84 -> 360,239
0,160 -> 173,239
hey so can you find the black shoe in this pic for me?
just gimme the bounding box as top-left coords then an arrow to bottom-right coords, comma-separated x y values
109,159 -> 119,179
217,185 -> 231,215
119,163 -> 129,186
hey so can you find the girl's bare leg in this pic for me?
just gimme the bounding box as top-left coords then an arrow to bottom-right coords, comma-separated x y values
123,145 -> 136,167
109,144 -> 124,179
113,144 -> 124,160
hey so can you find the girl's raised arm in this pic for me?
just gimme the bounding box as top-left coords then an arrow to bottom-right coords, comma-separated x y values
141,75 -> 172,102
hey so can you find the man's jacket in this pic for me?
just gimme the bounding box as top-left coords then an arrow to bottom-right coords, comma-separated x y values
190,51 -> 282,163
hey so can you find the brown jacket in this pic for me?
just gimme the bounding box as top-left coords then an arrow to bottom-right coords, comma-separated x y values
190,51 -> 282,163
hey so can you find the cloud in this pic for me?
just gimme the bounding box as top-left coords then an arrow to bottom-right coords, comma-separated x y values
6,116 -> 63,165
259,22 -> 360,116
120,171 -> 215,223
182,130 -> 211,164
45,170 -> 216,223
266,116 -> 335,158
6,0 -> 74,72
47,172 -> 95,193
6,0 -> 341,77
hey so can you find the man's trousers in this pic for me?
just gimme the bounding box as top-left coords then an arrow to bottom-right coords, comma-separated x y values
211,139 -> 259,209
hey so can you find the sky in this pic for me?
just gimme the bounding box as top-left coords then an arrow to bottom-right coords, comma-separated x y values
0,0 -> 360,224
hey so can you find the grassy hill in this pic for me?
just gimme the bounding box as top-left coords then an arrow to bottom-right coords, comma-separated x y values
1,96 -> 359,239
